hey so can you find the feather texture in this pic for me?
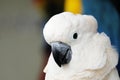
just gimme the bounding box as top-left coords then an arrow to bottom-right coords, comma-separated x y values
43,12 -> 119,80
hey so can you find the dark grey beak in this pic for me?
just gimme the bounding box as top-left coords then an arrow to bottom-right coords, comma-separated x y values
51,42 -> 72,67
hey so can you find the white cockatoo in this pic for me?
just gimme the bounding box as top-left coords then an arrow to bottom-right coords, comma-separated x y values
43,12 -> 120,80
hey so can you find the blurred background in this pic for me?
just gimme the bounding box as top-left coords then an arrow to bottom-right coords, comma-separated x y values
0,0 -> 119,80
0,0 -> 45,80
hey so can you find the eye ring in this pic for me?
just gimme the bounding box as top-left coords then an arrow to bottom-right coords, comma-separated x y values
73,33 -> 78,39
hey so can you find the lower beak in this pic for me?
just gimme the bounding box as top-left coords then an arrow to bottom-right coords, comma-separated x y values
51,42 -> 72,67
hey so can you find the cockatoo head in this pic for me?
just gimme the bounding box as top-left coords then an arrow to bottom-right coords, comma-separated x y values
43,12 -> 98,67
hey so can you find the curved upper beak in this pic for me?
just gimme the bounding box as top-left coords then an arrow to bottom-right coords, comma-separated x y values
51,42 -> 72,67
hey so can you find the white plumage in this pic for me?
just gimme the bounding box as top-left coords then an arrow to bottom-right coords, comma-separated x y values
43,12 -> 120,80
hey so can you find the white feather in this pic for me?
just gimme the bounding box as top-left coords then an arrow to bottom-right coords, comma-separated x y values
43,12 -> 120,80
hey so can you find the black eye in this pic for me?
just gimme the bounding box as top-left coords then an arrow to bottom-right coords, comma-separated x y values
73,33 -> 78,39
